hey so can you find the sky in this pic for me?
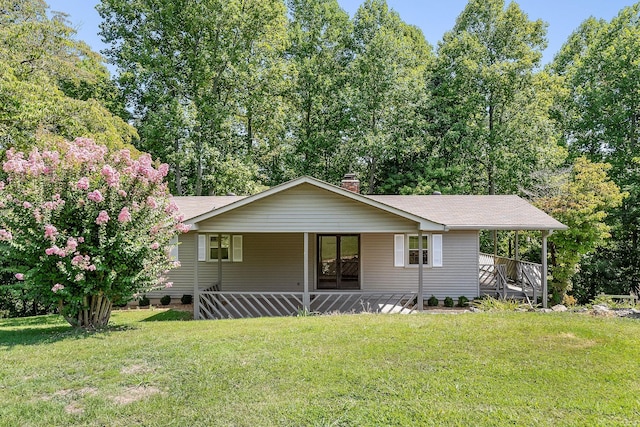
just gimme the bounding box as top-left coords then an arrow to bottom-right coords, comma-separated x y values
47,0 -> 636,67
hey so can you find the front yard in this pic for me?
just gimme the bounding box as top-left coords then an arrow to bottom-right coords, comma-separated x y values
0,310 -> 638,426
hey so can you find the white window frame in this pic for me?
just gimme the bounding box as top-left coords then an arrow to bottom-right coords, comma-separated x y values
394,233 -> 443,268
198,234 -> 243,262
408,234 -> 430,267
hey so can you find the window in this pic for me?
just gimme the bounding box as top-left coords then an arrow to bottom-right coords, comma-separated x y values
408,235 -> 429,265
197,234 -> 243,262
209,234 -> 230,261
394,234 -> 443,268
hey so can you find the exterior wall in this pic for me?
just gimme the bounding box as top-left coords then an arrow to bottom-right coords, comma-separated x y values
361,231 -> 480,299
195,183 -> 420,233
151,231 -> 480,300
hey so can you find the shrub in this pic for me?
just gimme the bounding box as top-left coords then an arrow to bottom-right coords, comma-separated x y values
0,139 -> 189,328
444,297 -> 454,307
181,294 -> 193,305
427,295 -> 439,307
562,294 -> 577,307
457,296 -> 469,307
139,295 -> 150,307
160,295 -> 171,306
473,296 -> 526,311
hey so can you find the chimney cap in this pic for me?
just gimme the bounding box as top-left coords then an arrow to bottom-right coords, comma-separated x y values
343,173 -> 357,180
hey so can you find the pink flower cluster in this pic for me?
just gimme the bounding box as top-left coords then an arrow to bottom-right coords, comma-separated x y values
15,273 -> 24,281
88,190 -> 104,203
44,224 -> 58,240
76,177 -> 89,190
45,245 -> 66,257
96,210 -> 109,225
71,254 -> 96,271
101,165 -> 120,187
51,283 -> 65,293
42,194 -> 64,211
118,207 -> 131,223
0,229 -> 12,241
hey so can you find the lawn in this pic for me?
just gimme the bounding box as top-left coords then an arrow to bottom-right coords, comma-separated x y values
1,310 -> 639,426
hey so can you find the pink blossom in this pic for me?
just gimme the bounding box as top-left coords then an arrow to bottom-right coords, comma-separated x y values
165,282 -> 173,288
150,242 -> 160,250
65,237 -> 78,252
22,201 -> 32,209
74,273 -> 84,282
15,273 -> 24,280
96,210 -> 110,225
44,224 -> 57,240
71,254 -> 86,266
118,207 -> 131,223
146,196 -> 158,209
88,190 -> 104,203
33,209 -> 42,223
175,223 -> 191,233
77,237 -> 85,243
101,164 -> 120,187
76,177 -> 89,190
45,246 -> 66,257
0,181 -> 4,190
51,283 -> 64,293
165,200 -> 179,214
0,229 -> 12,241
118,189 -> 127,197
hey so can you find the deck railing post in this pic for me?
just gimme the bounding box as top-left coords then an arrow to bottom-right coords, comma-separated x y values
418,230 -> 424,312
303,232 -> 310,312
194,234 -> 200,320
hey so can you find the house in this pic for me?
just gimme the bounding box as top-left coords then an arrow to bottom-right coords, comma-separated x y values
149,175 -> 567,319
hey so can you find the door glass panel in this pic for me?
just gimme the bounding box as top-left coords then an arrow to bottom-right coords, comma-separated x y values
318,235 -> 337,289
340,235 -> 359,288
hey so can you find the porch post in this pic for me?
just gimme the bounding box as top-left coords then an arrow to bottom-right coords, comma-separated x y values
303,232 -> 310,312
194,234 -> 200,320
541,230 -> 549,308
418,230 -> 424,312
217,233 -> 222,287
515,231 -> 520,282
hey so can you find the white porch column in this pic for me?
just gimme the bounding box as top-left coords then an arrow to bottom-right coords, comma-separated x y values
542,230 -> 550,308
217,233 -> 222,287
418,230 -> 424,312
194,234 -> 200,320
303,232 -> 310,312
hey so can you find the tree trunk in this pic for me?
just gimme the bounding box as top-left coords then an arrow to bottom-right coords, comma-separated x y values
61,293 -> 113,330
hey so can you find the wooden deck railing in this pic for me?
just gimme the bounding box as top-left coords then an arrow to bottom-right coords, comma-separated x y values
480,253 -> 542,301
197,291 -> 418,319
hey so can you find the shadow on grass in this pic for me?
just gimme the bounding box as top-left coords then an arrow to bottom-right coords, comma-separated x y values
141,309 -> 192,322
0,316 -> 137,348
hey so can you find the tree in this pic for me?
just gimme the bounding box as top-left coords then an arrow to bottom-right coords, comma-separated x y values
549,4 -> 640,297
0,0 -> 137,152
534,158 -> 623,299
427,0 -> 563,195
349,0 -> 433,194
99,0 -> 288,196
0,138 -> 188,328
284,0 -> 353,183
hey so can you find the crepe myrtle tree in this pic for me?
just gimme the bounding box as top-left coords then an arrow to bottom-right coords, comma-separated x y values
0,138 -> 190,329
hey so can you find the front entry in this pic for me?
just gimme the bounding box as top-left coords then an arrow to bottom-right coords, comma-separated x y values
317,235 -> 360,290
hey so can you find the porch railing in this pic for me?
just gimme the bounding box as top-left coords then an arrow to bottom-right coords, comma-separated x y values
198,291 -> 418,320
479,253 -> 542,301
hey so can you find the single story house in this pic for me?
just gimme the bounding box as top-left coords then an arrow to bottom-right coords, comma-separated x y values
149,175 -> 566,319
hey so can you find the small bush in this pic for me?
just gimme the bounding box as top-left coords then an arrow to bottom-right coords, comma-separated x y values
181,294 -> 193,305
562,294 -> 577,307
444,297 -> 454,307
457,296 -> 469,307
160,295 -> 171,306
473,296 -> 526,311
139,295 -> 150,307
427,295 -> 439,307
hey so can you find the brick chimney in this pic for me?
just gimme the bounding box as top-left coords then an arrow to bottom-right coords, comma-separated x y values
340,173 -> 360,193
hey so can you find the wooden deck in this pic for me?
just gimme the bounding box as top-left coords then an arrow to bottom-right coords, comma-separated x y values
479,253 -> 542,303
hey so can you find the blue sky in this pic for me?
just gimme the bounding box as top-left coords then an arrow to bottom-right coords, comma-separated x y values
48,0 -> 635,66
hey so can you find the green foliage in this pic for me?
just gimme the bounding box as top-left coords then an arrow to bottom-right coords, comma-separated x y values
535,157 -> 624,296
427,295 -> 439,307
160,295 -> 171,306
0,139 -> 187,328
0,0 -> 137,152
443,296 -> 454,307
180,294 -> 193,305
457,296 -> 470,307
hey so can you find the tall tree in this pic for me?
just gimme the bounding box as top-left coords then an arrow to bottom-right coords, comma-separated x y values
549,4 -> 640,296
284,0 -> 353,183
99,0 -> 287,195
0,0 -> 136,152
349,0 -> 433,194
427,0 -> 563,195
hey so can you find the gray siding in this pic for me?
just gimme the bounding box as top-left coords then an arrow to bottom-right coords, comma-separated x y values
152,231 -> 480,299
361,231 -> 479,298
196,183 -> 419,233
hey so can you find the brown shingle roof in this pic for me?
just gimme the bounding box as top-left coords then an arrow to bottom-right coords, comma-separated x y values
368,195 -> 566,230
171,196 -> 246,220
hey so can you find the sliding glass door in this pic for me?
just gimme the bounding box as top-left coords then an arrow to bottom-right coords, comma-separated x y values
318,235 -> 360,290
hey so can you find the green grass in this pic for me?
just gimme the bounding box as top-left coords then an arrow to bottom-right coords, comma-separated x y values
1,310 -> 639,426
